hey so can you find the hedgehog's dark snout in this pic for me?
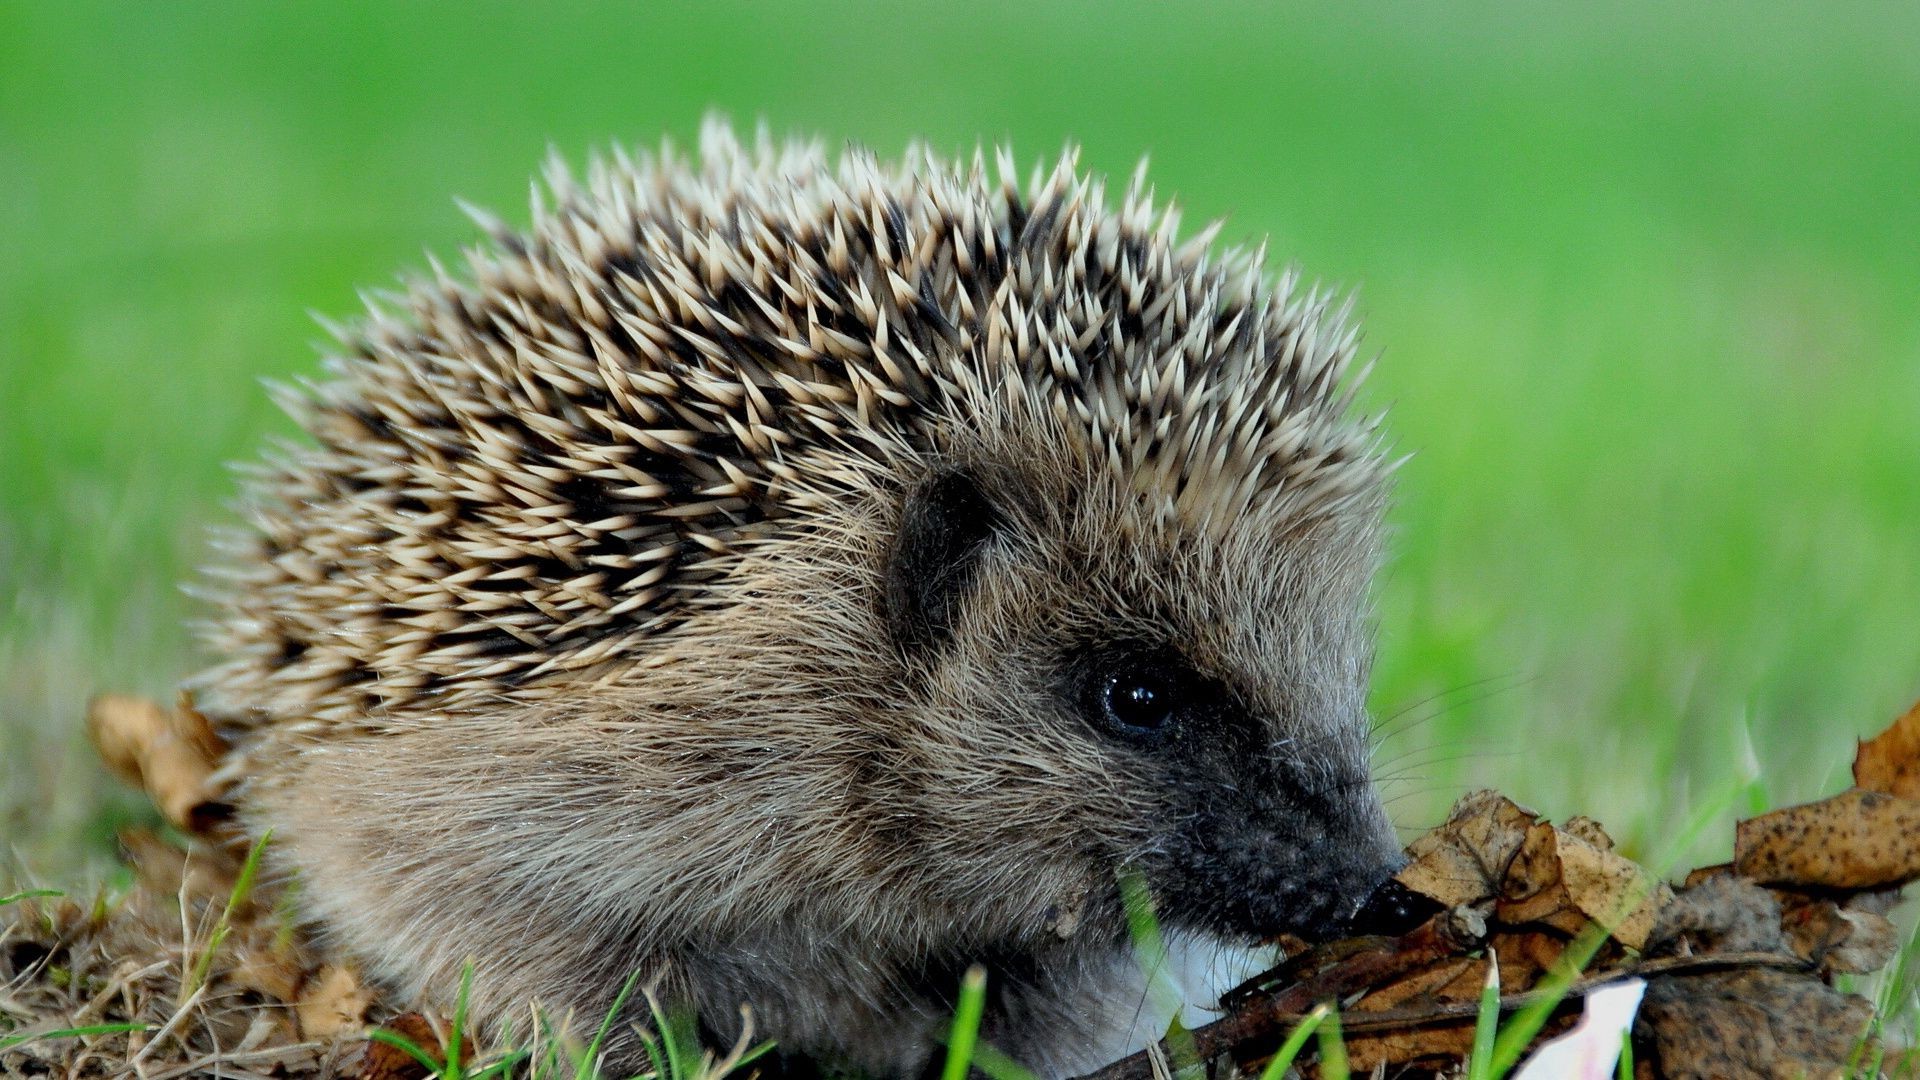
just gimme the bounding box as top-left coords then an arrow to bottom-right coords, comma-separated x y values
1266,843 -> 1411,944
1151,751 -> 1405,945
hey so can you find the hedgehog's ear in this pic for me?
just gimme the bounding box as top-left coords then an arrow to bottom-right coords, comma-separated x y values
885,469 -> 1005,655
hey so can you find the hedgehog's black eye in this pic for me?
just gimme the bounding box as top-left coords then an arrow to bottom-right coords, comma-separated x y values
1100,668 -> 1177,734
1074,647 -> 1202,743
1072,643 -> 1226,745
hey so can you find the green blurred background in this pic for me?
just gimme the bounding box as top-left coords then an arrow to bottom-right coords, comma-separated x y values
3,0 -> 1917,880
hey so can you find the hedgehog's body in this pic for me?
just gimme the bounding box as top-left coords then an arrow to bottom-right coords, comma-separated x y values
192,123 -> 1402,1077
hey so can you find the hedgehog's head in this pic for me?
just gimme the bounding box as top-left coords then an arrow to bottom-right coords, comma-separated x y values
860,402 -> 1399,952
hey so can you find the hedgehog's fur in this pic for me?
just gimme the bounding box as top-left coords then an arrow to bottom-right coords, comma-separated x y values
188,120 -> 1403,1078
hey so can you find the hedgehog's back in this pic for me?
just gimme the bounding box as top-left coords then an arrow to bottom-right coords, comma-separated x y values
191,121 -> 1377,754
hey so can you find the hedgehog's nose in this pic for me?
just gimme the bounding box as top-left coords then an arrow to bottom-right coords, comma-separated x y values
1344,867 -> 1441,938
1273,851 -> 1412,944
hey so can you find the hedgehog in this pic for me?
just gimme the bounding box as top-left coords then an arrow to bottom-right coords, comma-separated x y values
186,119 -> 1404,1078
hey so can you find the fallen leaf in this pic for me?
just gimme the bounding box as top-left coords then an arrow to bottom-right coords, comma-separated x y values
1778,895 -> 1900,975
1487,811 -> 1668,948
1734,788 -> 1920,889
1343,1020 -> 1478,1073
357,1013 -> 444,1080
86,693 -> 229,832
1648,875 -> 1786,956
1639,968 -> 1874,1080
1501,821 -> 1564,903
1681,862 -> 1734,889
1397,790 -> 1539,907
1488,930 -> 1567,992
1853,698 -> 1920,801
1555,828 -> 1672,950
1563,816 -> 1615,851
1352,957 -> 1487,1011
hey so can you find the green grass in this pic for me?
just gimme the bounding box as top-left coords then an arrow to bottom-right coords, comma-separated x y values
366,965 -> 774,1080
3,0 -> 1918,882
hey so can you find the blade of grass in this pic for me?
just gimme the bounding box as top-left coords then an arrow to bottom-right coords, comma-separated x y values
184,828 -> 271,996
446,962 -> 473,1080
702,1012 -> 778,1080
1256,1001 -> 1331,1080
941,964 -> 988,1080
0,888 -> 62,906
647,998 -> 700,1080
0,1022 -> 153,1051
466,1037 -> 530,1080
1117,869 -> 1200,1074
1467,948 -> 1500,1080
367,1029 -> 448,1075
582,969 -> 645,1075
1315,1008 -> 1350,1080
972,1042 -> 1042,1080
634,1028 -> 670,1080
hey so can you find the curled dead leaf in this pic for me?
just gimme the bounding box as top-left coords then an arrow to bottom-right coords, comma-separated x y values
1343,1019 -> 1479,1074
1853,698 -> 1920,801
87,692 -> 230,832
1553,827 -> 1672,950
1401,790 -> 1669,948
1562,815 -> 1614,851
1352,956 -> 1488,1011
1488,930 -> 1566,992
1285,947 -> 1495,1073
1396,789 -> 1539,907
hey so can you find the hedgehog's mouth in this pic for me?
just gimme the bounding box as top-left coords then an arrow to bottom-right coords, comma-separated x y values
1153,863 -> 1402,945
1147,779 -> 1406,945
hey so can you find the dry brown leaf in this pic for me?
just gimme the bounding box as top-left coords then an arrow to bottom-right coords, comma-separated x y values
1778,895 -> 1901,975
1555,828 -> 1672,950
1497,880 -> 1575,928
1343,1020 -> 1478,1074
87,692 -> 229,832
1352,957 -> 1487,1011
1563,815 -> 1615,850
357,1013 -> 444,1080
1823,909 -> 1900,975
1438,800 -> 1667,948
1501,820 -> 1563,902
1639,968 -> 1874,1080
1853,698 -> 1920,801
1488,930 -> 1566,992
297,964 -> 375,1040
1681,862 -> 1734,889
1650,875 -> 1787,956
1734,788 -> 1920,889
1396,789 -> 1539,907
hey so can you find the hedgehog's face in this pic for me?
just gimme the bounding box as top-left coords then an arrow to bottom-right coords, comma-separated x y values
880,459 -> 1401,946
